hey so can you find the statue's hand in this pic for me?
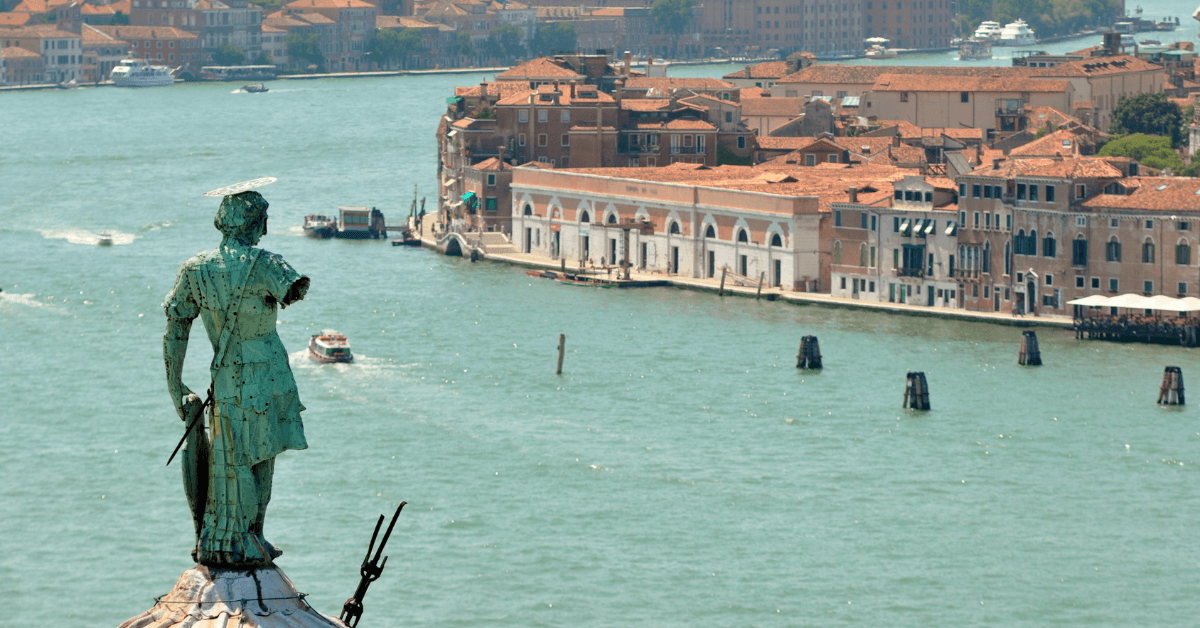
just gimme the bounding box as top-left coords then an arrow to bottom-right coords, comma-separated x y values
177,389 -> 201,422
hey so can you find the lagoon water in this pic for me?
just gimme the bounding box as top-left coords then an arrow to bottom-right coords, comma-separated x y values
4,15 -> 1200,626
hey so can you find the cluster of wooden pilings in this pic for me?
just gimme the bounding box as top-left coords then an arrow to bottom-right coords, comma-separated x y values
778,330 -> 1185,410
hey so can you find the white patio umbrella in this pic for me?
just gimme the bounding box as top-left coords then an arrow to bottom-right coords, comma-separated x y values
1141,294 -> 1187,311
1176,296 -> 1200,311
864,37 -> 890,44
1105,293 -> 1151,309
1066,295 -> 1111,306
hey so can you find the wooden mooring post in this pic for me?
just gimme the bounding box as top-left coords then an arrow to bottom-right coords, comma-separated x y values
1157,366 -> 1185,405
796,336 -> 822,369
903,371 -> 930,410
556,334 -> 566,376
1018,330 -> 1042,366
755,272 -> 765,300
718,266 -> 727,296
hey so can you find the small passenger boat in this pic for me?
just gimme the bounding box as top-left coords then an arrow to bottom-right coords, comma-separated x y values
309,329 -> 353,363
302,214 -> 336,238
526,269 -> 617,287
97,231 -> 113,246
243,83 -> 269,93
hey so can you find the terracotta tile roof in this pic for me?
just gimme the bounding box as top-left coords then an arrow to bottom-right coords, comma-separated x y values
1,24 -> 81,38
377,15 -> 442,29
832,137 -> 895,157
492,87 -> 614,106
1081,177 -> 1200,211
81,24 -> 121,43
558,162 -> 912,211
755,136 -> 812,151
1073,100 -> 1095,109
495,56 -> 585,81
620,98 -> 673,111
624,77 -> 736,90
926,176 -> 956,190
890,145 -> 927,163
1,45 -> 41,58
93,24 -> 198,39
285,0 -> 374,8
0,12 -> 33,25
723,60 -> 790,80
741,97 -> 803,117
1008,129 -> 1089,157
921,127 -> 984,140
589,7 -> 626,16
470,157 -> 509,171
631,118 -> 716,131
738,87 -> 771,98
1026,105 -> 1077,128
969,156 -> 1124,179
291,12 -> 334,23
11,0 -> 70,12
873,73 -> 1070,93
1027,54 -> 1162,78
264,14 -> 307,27
870,119 -> 922,137
79,3 -> 115,14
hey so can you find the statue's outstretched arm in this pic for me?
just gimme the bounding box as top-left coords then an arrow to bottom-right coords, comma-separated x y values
164,316 -> 198,420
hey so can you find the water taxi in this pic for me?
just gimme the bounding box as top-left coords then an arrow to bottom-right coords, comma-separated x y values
864,39 -> 897,59
97,231 -> 113,246
997,20 -> 1037,46
309,329 -> 353,363
302,214 -> 336,238
958,38 -> 993,60
243,83 -> 269,93
111,59 -> 175,87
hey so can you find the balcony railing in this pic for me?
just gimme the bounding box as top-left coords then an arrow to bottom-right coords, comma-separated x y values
896,267 -> 925,277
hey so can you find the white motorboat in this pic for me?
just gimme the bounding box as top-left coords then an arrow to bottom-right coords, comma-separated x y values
997,19 -> 1037,46
308,329 -> 353,363
111,59 -> 175,87
865,44 -> 897,59
973,20 -> 1003,40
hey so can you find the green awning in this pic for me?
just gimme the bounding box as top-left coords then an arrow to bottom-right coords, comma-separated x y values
447,96 -> 463,105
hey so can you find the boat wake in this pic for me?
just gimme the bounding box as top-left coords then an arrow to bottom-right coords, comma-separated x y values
38,228 -> 136,245
0,292 -> 47,309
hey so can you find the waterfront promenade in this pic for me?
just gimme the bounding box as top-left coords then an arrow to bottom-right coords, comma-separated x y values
414,222 -> 1073,329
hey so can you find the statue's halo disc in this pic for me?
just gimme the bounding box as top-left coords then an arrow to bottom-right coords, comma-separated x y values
203,177 -> 277,198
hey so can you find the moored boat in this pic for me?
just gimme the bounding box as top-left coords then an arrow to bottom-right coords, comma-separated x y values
308,329 -> 353,363
526,269 -> 617,287
302,214 -> 336,238
958,38 -> 993,60
111,59 -> 175,87
997,19 -> 1037,46
865,44 -> 897,59
973,20 -> 1002,40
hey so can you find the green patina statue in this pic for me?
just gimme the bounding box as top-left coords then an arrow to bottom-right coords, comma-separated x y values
163,182 -> 310,568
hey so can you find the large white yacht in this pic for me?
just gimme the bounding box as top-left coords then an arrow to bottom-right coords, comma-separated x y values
997,19 -> 1037,46
110,60 -> 175,87
973,20 -> 1003,39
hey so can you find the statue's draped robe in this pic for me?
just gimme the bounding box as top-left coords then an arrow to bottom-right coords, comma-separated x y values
165,245 -> 308,565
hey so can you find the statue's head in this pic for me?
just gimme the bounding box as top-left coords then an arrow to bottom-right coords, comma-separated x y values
215,191 -> 269,245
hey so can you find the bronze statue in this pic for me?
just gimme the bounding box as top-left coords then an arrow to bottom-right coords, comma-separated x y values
163,179 -> 310,568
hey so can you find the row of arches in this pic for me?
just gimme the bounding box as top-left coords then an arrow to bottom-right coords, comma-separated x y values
521,200 -> 787,248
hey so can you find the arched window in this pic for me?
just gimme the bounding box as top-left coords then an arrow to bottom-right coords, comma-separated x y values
771,233 -> 782,247
982,240 -> 991,273
833,241 -> 842,265
1106,235 -> 1121,262
737,229 -> 749,243
1029,230 -> 1037,257
669,221 -> 681,234
859,243 -> 868,267
1015,229 -> 1027,255
523,204 -> 533,216
705,224 -> 716,238
606,213 -> 617,224
1176,238 -> 1192,265
580,210 -> 590,223
1042,231 -> 1056,258
1143,238 -> 1155,263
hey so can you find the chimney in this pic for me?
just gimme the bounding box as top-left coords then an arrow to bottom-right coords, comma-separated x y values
498,144 -> 506,166
570,82 -> 575,98
848,186 -> 858,204
623,50 -> 631,75
892,134 -> 900,148
480,81 -> 488,104
992,158 -> 1001,170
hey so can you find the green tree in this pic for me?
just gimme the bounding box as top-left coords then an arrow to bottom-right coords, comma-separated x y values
252,51 -> 273,65
1110,92 -> 1184,146
111,10 -> 130,25
214,43 -> 246,66
651,0 -> 697,58
530,22 -> 575,55
285,32 -> 324,71
1097,133 -> 1183,171
457,31 -> 474,57
370,28 -> 422,67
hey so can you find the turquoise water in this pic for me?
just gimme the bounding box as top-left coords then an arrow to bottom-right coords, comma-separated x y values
3,14 -> 1200,625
